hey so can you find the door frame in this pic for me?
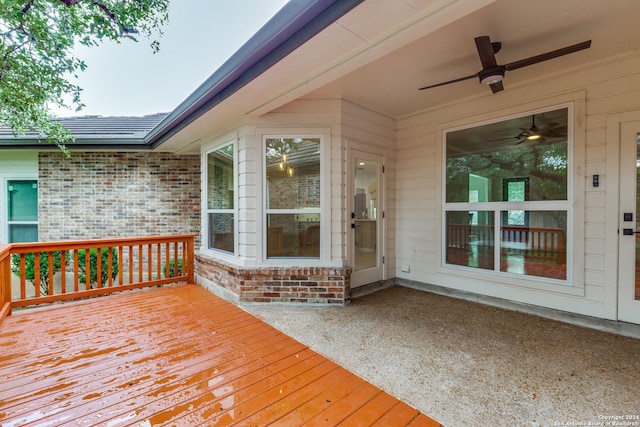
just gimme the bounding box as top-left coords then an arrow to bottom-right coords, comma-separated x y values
605,111 -> 640,324
617,119 -> 640,324
347,143 -> 386,288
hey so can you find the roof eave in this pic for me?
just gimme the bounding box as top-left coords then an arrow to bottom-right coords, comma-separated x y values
145,0 -> 364,149
0,137 -> 151,151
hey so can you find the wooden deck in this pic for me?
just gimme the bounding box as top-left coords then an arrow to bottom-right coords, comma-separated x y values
0,284 -> 441,426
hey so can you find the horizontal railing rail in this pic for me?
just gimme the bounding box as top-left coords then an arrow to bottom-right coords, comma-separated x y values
0,234 -> 196,325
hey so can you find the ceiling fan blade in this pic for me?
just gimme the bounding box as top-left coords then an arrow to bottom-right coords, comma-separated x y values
504,40 -> 592,72
418,73 -> 478,90
475,36 -> 498,68
490,81 -> 504,93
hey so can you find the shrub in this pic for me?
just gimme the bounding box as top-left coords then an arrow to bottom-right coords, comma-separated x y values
162,258 -> 183,278
77,247 -> 119,288
11,251 -> 68,296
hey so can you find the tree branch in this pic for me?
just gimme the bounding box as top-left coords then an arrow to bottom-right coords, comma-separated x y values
57,0 -> 137,34
21,0 -> 34,14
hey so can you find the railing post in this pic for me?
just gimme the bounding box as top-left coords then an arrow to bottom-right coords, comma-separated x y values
0,244 -> 12,323
187,235 -> 195,284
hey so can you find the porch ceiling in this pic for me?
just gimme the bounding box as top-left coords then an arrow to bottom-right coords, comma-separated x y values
160,0 -> 639,153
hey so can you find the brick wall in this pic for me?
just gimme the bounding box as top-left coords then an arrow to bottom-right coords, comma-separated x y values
38,152 -> 201,245
196,253 -> 351,304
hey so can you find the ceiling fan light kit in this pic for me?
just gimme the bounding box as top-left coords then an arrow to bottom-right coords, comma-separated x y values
419,36 -> 591,93
479,67 -> 505,85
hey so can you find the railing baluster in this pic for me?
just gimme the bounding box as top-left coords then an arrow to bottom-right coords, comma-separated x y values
173,242 -> 178,278
118,246 -> 124,286
60,251 -> 66,294
156,244 -> 161,280
147,244 -> 152,282
48,251 -> 54,296
96,247 -> 102,289
20,254 -> 26,299
84,249 -> 91,290
34,253 -> 41,298
74,250 -> 79,292
128,246 -> 133,285
107,247 -> 113,287
164,242 -> 171,277
137,245 -> 143,283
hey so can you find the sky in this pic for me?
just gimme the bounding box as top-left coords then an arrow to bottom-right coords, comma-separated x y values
52,0 -> 289,118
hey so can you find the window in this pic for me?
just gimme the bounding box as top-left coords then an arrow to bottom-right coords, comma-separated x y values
444,107 -> 570,281
206,143 -> 235,253
7,179 -> 38,242
265,137 -> 321,258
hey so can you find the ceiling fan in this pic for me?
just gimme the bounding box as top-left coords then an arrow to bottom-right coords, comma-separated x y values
419,36 -> 591,93
493,114 -> 567,145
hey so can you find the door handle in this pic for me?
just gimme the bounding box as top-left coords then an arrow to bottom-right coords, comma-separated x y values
622,228 -> 640,235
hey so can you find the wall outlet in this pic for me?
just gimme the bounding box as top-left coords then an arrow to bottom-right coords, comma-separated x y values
400,263 -> 411,273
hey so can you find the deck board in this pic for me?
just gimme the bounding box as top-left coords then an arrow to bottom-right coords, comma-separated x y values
0,284 -> 442,426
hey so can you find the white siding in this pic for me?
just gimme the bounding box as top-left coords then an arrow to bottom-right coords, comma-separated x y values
394,51 -> 640,320
341,101 -> 397,277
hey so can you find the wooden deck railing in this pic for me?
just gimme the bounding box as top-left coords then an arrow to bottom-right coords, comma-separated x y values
0,235 -> 196,325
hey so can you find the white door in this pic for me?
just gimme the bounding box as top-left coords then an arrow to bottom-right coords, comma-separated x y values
349,149 -> 384,288
618,120 -> 640,324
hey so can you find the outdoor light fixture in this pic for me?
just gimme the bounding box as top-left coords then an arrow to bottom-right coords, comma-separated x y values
478,67 -> 505,85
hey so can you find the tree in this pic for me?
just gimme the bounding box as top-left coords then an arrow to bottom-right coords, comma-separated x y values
0,0 -> 169,153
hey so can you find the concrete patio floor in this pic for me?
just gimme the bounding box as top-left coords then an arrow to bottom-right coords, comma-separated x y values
244,286 -> 640,427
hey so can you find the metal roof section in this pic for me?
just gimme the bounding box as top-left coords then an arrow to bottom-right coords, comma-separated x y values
0,0 -> 363,151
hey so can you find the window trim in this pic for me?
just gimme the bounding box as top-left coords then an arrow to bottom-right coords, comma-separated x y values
441,102 -> 575,286
204,140 -> 237,257
262,134 -> 324,262
6,178 -> 39,243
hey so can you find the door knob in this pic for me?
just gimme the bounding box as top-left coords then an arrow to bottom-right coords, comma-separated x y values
622,229 -> 640,235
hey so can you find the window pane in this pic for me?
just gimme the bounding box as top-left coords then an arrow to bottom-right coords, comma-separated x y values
446,211 -> 494,270
446,108 -> 568,203
208,213 -> 234,253
500,210 -> 567,280
266,138 -> 321,209
207,145 -> 234,210
9,224 -> 38,243
267,214 -> 320,258
8,180 -> 38,221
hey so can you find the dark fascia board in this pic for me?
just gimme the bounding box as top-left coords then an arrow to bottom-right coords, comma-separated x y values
0,139 -> 152,151
0,0 -> 363,151
146,0 -> 364,149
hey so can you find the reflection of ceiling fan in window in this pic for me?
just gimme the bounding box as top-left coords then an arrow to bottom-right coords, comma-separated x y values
492,114 -> 567,145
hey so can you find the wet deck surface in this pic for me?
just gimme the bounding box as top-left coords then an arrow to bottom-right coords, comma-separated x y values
0,284 -> 440,426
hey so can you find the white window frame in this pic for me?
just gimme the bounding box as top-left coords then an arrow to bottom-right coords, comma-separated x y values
441,103 -> 574,286
263,134 -> 324,262
204,140 -> 237,257
6,178 -> 39,243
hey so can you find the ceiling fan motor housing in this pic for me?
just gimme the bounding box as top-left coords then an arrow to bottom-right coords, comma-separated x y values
478,66 -> 505,85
